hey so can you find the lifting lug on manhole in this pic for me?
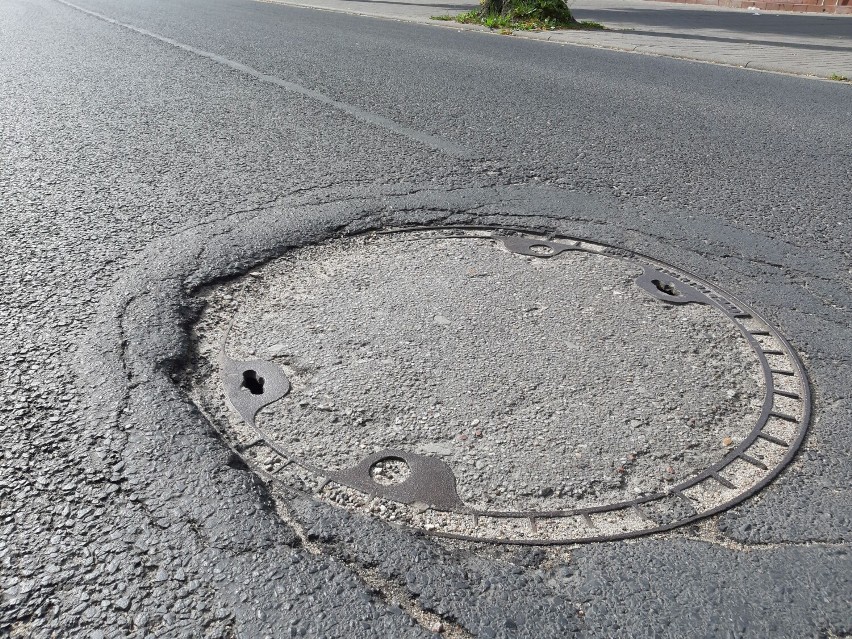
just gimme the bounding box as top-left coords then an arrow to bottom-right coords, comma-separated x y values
634,266 -> 711,305
327,449 -> 465,512
220,350 -> 290,426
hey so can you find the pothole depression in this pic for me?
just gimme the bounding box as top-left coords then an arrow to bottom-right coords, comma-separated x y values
186,228 -> 810,544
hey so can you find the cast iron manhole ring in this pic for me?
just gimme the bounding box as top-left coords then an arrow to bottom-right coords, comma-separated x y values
189,226 -> 811,545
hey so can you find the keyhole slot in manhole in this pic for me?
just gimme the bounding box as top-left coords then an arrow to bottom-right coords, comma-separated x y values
652,279 -> 680,296
370,457 -> 412,485
241,369 -> 265,395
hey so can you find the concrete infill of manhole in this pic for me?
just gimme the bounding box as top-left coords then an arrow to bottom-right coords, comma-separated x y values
185,227 -> 810,545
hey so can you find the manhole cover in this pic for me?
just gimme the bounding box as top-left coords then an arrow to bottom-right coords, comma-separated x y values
188,228 -> 810,544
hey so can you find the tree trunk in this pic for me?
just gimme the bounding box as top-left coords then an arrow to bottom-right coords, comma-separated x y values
479,0 -> 576,22
480,0 -> 509,15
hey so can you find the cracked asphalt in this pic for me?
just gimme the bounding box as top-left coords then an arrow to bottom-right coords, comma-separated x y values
1,0 -> 850,636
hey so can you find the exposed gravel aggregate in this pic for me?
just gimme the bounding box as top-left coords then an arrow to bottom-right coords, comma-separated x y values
193,233 -> 764,516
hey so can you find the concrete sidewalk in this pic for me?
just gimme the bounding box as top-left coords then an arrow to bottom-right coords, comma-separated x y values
258,0 -> 852,79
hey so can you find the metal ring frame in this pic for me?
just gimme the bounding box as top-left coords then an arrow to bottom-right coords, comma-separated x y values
213,226 -> 811,545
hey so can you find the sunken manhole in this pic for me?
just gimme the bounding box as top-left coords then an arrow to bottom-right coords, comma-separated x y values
188,228 -> 810,544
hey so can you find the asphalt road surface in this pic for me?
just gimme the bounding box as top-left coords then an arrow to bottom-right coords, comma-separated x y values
1,0 -> 850,636
569,2 -> 852,40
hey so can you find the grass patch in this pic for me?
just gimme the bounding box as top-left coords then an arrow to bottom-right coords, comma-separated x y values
828,73 -> 850,82
432,3 -> 605,31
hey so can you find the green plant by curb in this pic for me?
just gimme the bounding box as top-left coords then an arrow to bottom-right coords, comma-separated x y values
828,73 -> 850,82
432,0 -> 605,32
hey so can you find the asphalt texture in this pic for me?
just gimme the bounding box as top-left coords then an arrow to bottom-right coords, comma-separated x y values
570,4 -> 852,40
247,0 -> 852,78
1,0 -> 850,636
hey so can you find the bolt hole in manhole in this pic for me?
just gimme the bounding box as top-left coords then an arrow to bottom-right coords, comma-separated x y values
652,279 -> 680,296
528,244 -> 555,256
188,228 -> 810,544
370,457 -> 412,485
